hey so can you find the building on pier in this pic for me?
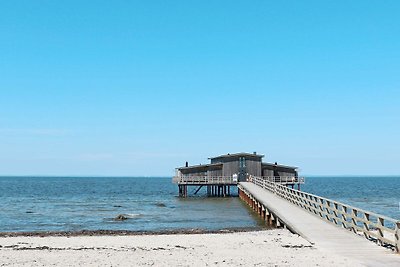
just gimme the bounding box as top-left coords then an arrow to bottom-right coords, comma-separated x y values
173,152 -> 300,197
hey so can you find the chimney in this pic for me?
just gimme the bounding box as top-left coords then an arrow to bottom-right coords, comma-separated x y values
185,161 -> 188,167
253,151 -> 257,155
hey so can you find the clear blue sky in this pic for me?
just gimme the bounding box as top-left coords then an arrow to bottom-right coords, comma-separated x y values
0,1 -> 399,176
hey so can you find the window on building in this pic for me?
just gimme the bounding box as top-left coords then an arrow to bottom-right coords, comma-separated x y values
239,157 -> 246,168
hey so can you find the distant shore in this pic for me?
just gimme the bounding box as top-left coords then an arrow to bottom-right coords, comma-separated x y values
0,229 -> 363,266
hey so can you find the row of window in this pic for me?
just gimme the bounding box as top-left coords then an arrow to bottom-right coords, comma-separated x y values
239,157 -> 246,168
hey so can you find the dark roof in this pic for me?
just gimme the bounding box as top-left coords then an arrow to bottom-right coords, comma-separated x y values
262,162 -> 298,169
177,163 -> 223,170
208,152 -> 264,160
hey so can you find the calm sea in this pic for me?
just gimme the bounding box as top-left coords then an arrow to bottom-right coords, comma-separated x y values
0,176 -> 398,232
0,177 -> 263,232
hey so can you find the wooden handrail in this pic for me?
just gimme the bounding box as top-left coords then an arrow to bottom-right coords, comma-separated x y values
173,176 -> 305,184
249,175 -> 400,253
172,176 -> 237,184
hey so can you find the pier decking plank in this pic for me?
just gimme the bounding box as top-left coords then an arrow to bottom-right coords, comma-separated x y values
239,182 -> 400,267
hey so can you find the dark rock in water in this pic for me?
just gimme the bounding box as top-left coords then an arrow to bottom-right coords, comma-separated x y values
26,211 -> 34,214
114,214 -> 129,221
155,202 -> 166,208
113,205 -> 123,208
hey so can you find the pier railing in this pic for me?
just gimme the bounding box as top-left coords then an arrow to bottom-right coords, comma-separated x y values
173,175 -> 305,185
259,176 -> 305,184
249,175 -> 400,253
173,176 -> 237,185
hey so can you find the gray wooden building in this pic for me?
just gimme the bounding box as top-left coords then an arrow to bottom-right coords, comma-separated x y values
176,152 -> 298,182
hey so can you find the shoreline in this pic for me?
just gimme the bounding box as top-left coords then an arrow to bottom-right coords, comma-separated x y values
0,226 -> 267,238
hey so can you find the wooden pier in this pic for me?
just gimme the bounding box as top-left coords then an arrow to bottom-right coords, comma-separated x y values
238,176 -> 400,265
173,152 -> 400,263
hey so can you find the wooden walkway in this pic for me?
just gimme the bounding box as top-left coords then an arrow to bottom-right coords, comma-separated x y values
239,182 -> 400,267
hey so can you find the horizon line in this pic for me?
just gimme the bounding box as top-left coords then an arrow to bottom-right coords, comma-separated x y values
0,174 -> 400,178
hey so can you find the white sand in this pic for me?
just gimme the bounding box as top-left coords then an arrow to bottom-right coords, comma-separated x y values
0,229 -> 364,266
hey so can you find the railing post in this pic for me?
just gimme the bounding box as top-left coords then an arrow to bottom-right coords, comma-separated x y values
341,206 -> 348,229
363,213 -> 370,240
395,221 -> 400,253
377,217 -> 385,245
332,203 -> 339,225
351,209 -> 358,234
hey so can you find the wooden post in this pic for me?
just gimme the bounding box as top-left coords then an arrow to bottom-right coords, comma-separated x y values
317,197 -> 324,218
265,208 -> 270,225
261,205 -> 265,220
377,217 -> 385,246
269,213 -> 275,226
276,218 -> 281,228
342,206 -> 348,229
395,221 -> 400,253
363,213 -> 370,239
351,209 -> 358,234
332,203 -> 339,225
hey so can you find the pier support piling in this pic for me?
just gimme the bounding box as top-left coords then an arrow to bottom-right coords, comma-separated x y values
238,185 -> 283,229
177,183 -> 235,198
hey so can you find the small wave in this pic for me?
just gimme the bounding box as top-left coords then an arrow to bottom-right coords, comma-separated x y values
125,213 -> 142,218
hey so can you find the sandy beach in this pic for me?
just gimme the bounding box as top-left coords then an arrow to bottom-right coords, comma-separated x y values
0,229 -> 363,266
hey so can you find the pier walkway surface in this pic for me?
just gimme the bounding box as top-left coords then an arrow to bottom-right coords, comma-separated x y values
240,182 -> 400,267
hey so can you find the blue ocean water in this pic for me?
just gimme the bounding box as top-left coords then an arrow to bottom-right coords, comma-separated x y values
0,176 -> 398,232
0,177 -> 264,232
